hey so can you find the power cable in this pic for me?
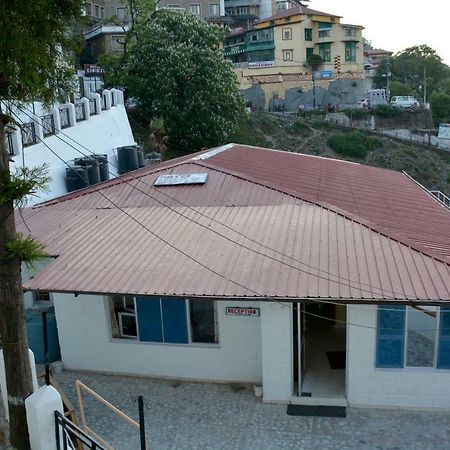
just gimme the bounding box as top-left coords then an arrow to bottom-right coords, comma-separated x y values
12,110 -> 450,332
17,104 -> 432,302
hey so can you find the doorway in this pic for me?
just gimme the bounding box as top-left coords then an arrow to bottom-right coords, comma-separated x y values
293,302 -> 347,400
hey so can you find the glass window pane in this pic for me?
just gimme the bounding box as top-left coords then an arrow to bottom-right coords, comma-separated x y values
119,313 -> 137,338
190,300 -> 217,343
406,306 -> 436,367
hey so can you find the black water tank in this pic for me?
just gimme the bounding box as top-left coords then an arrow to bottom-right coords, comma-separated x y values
97,154 -> 110,181
136,146 -> 145,168
65,166 -> 89,192
117,146 -> 139,173
74,157 -> 101,185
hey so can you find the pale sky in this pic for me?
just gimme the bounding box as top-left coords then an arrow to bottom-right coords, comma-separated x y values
310,0 -> 450,65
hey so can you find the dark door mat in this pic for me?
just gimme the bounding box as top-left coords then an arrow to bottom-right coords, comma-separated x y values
326,351 -> 346,369
287,404 -> 346,418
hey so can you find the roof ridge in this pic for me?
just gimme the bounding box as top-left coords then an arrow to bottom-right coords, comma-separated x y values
197,159 -> 450,266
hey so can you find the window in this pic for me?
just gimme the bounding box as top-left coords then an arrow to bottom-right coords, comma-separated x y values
110,296 -> 218,345
94,4 -> 99,17
345,41 -> 357,62
100,6 -> 104,18
111,295 -> 137,339
306,47 -> 314,61
282,28 -> 292,40
376,306 -> 450,369
304,28 -> 312,41
345,27 -> 357,37
111,35 -> 126,53
209,3 -> 220,16
283,49 -> 293,61
319,43 -> 331,62
276,1 -> 289,11
235,6 -> 248,15
318,22 -> 332,38
406,306 -> 436,367
34,291 -> 51,302
117,6 -> 128,21
85,2 -> 93,16
189,3 -> 201,14
190,300 -> 217,343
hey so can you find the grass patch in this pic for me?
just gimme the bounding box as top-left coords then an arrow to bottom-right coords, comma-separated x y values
328,130 -> 381,158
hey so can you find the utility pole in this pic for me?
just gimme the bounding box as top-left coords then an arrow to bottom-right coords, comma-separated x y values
0,113 -> 34,450
423,65 -> 427,106
386,58 -> 391,101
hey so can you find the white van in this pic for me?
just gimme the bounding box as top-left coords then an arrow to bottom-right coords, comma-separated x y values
390,96 -> 419,109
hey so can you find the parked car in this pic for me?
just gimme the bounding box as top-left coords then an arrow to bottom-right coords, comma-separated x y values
390,96 -> 419,109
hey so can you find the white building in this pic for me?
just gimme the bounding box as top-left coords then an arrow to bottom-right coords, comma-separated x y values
18,144 -> 450,410
5,88 -> 136,205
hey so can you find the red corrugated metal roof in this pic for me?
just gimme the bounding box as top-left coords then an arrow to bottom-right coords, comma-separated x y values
205,145 -> 450,265
17,144 -> 450,301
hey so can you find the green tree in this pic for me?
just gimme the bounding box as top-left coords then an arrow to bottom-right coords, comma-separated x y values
389,81 -> 415,97
391,45 -> 450,95
429,92 -> 450,125
124,10 -> 244,150
0,1 -> 82,448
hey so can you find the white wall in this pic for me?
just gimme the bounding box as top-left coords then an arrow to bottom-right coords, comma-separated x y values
53,294 -> 262,383
9,102 -> 135,205
260,302 -> 293,402
347,305 -> 450,409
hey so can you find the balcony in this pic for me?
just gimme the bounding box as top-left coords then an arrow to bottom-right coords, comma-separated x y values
246,40 -> 275,51
225,0 -> 260,5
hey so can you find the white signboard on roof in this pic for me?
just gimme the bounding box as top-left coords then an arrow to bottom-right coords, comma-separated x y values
154,173 -> 208,186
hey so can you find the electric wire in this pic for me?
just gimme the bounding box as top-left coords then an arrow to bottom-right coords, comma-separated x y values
17,104 -> 437,302
11,110 -> 449,332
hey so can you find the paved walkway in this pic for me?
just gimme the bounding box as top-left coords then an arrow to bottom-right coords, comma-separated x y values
51,370 -> 450,450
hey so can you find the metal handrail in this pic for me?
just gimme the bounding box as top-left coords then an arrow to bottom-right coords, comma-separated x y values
430,190 -> 450,208
21,122 -> 36,147
75,103 -> 86,122
59,108 -> 70,129
55,410 -> 106,450
41,114 -> 55,137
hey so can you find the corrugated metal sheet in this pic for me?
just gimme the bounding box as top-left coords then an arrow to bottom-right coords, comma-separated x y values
18,157 -> 450,302
206,145 -> 450,264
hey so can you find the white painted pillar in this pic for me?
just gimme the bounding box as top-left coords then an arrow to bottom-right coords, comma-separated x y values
115,89 -> 124,105
50,107 -> 61,134
260,302 -> 293,402
66,103 -> 76,127
102,90 -> 112,110
91,92 -> 101,115
79,97 -> 90,120
26,385 -> 63,450
0,349 -> 39,421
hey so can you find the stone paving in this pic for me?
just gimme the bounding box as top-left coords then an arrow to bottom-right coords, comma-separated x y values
51,370 -> 450,450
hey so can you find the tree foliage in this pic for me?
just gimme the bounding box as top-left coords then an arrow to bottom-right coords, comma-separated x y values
0,0 -> 83,104
122,10 -> 245,150
374,45 -> 450,98
429,92 -> 450,125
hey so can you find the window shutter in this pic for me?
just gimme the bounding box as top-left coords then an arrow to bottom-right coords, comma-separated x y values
136,297 -> 163,342
161,298 -> 189,344
376,305 -> 405,368
437,307 -> 450,369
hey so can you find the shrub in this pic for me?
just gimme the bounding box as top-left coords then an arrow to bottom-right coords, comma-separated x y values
287,120 -> 310,134
328,130 -> 381,158
372,104 -> 403,118
343,108 -> 370,120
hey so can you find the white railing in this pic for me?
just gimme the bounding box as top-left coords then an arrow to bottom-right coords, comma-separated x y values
430,191 -> 450,209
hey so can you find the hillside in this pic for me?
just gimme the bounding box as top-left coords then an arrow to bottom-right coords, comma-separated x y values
229,113 -> 450,194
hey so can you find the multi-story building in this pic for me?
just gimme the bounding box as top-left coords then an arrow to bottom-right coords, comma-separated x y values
83,0 -> 130,59
83,0 -> 228,59
225,4 -> 366,111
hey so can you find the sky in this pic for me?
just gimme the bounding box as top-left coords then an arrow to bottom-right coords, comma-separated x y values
309,0 -> 450,65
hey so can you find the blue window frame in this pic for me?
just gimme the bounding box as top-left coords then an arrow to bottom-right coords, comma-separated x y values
136,297 -> 188,344
437,307 -> 450,369
376,305 -> 405,368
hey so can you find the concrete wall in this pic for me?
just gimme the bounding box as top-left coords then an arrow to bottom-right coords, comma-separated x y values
9,98 -> 135,205
53,294 -> 262,383
347,305 -> 450,409
260,302 -> 292,402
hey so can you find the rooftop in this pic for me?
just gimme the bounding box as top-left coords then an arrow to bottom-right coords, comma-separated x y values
18,144 -> 450,302
256,6 -> 341,24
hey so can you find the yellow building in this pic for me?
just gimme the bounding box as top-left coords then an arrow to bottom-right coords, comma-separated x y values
227,5 -> 366,111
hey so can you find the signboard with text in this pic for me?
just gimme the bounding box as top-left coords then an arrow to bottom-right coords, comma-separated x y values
249,61 -> 275,69
84,64 -> 104,76
226,307 -> 260,317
